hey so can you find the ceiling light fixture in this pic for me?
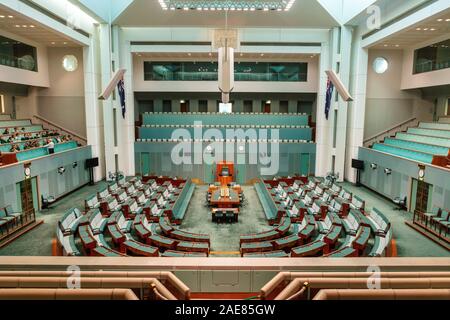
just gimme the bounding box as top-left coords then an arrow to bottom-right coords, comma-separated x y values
8,15 -> 13,18
0,15 -> 5,18
158,0 -> 297,12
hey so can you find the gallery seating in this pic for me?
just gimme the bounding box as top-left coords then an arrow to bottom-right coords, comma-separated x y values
58,208 -> 83,235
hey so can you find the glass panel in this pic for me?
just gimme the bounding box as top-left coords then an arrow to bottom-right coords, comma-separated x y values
0,35 -> 38,72
414,38 -> 450,74
144,61 -> 307,82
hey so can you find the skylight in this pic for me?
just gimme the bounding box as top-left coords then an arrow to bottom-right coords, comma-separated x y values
158,0 -> 296,11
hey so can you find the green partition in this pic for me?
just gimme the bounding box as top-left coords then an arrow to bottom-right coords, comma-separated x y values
142,113 -> 309,126
139,127 -> 312,141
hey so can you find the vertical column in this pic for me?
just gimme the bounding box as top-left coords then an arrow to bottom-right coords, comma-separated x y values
271,100 -> 280,113
314,30 -> 334,177
118,33 -> 136,176
234,100 -> 243,112
252,100 -> 261,113
207,100 -> 216,112
334,26 -> 353,182
154,100 -> 163,112
190,99 -> 199,112
99,24 -> 116,178
345,33 -> 369,183
83,28 -> 104,181
172,100 -> 181,112
288,100 -> 297,114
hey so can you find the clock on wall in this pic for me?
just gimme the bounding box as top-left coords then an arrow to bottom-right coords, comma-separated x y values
24,166 -> 31,179
418,165 -> 425,181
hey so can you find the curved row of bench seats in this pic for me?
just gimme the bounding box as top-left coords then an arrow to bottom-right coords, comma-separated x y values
136,138 -> 312,144
142,124 -> 310,129
252,176 -> 393,258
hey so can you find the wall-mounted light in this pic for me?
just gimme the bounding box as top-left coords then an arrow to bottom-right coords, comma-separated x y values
58,166 -> 66,175
384,168 -> 392,175
72,161 -> 78,168
370,163 -> 377,170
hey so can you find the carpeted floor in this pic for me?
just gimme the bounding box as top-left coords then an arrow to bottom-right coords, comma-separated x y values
0,181 -> 448,257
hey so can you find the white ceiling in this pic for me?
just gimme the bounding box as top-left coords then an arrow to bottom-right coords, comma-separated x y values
0,5 -> 79,47
371,9 -> 450,49
113,0 -> 339,28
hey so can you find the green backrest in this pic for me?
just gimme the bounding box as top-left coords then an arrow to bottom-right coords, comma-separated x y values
16,147 -> 48,162
372,143 -> 433,164
396,132 -> 450,148
419,122 -> 450,131
0,119 -> 32,128
54,141 -> 78,153
0,208 -> 6,218
408,127 -> 450,139
384,138 -> 449,156
142,113 -> 309,126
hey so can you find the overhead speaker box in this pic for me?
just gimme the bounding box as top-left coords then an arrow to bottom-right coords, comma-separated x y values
352,159 -> 364,170
325,70 -> 353,102
98,69 -> 126,100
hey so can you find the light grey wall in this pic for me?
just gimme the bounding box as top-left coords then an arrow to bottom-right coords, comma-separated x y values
358,147 -> 450,210
135,142 -> 316,183
0,146 -> 92,211
365,49 -> 433,139
36,47 -> 86,137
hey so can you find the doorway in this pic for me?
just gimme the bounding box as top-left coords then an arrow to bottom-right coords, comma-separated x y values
263,102 -> 271,113
180,100 -> 189,113
17,177 -> 38,213
411,179 -> 432,213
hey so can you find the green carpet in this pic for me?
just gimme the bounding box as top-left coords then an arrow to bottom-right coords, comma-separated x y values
0,181 -> 448,257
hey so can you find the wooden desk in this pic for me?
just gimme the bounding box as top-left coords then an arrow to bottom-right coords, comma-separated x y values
209,188 -> 240,208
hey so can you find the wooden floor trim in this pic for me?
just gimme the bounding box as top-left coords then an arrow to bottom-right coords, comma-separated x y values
405,221 -> 450,251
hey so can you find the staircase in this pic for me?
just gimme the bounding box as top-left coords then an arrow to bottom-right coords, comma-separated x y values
363,117 -> 418,147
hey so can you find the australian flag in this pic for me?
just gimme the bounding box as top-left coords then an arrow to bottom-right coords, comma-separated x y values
325,78 -> 334,120
117,78 -> 126,119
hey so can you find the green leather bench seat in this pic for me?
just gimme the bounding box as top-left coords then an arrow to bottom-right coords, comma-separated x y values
161,250 -> 208,257
372,143 -> 433,164
291,240 -> 327,257
367,208 -> 390,236
368,228 -> 392,257
324,225 -> 342,245
325,246 -> 356,257
16,147 -> 48,162
92,246 -> 126,257
273,234 -> 301,250
134,223 -> 151,241
122,240 -> 159,257
418,122 -> 450,131
159,217 -> 174,235
254,181 -> 278,221
239,229 -> 280,244
384,137 -> 449,156
107,224 -> 127,245
299,216 -> 316,239
240,241 -> 274,255
0,119 -> 32,127
243,250 -> 289,258
353,226 -> 371,250
171,180 -> 196,221
139,127 -> 313,141
396,132 -> 450,148
78,225 -> 97,250
149,234 -> 177,249
176,241 -> 209,255
170,229 -> 210,244
58,207 -> 83,235
142,112 -> 309,126
56,227 -> 81,256
275,216 -> 291,235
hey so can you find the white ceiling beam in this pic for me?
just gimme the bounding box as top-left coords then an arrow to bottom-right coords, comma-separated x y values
361,0 -> 450,48
0,0 -> 90,46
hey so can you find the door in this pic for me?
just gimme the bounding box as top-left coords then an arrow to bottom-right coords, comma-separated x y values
141,152 -> 150,176
236,164 -> 246,185
17,177 -> 37,213
181,101 -> 189,113
414,179 -> 432,213
204,163 -> 215,184
263,102 -> 271,113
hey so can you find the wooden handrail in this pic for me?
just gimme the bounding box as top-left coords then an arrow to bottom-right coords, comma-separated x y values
33,115 -> 87,144
363,117 -> 418,147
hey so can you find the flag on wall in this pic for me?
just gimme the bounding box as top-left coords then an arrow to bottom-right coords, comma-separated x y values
325,78 -> 334,120
117,77 -> 126,119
